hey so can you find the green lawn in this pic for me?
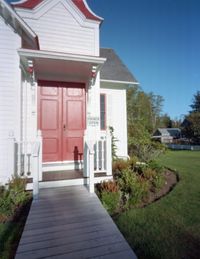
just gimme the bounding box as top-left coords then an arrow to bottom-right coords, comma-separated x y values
116,151 -> 200,259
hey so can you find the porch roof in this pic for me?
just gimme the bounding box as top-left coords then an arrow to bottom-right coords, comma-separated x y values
18,48 -> 106,83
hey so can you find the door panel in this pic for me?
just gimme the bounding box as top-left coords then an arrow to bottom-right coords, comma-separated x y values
63,86 -> 85,161
38,85 -> 62,162
38,82 -> 85,162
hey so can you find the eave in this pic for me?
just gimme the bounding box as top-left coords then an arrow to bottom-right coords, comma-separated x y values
0,0 -> 39,49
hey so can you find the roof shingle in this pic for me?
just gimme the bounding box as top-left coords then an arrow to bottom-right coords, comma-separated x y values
100,48 -> 138,84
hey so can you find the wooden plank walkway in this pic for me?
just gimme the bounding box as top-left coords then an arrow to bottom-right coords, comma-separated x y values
15,186 -> 137,259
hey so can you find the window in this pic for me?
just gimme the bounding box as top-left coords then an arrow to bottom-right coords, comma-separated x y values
100,94 -> 106,130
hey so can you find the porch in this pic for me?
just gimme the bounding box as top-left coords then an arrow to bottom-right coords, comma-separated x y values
8,129 -> 113,197
15,186 -> 137,259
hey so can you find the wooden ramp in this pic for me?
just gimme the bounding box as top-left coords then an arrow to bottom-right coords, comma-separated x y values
15,186 -> 137,259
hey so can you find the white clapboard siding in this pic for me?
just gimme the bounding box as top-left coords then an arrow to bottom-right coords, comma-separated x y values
21,2 -> 96,55
100,85 -> 128,159
0,17 -> 21,184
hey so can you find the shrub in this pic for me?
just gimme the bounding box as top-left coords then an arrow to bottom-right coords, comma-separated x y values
128,156 -> 138,170
152,173 -> 165,192
96,180 -> 119,193
128,176 -> 150,207
143,168 -> 157,181
96,180 -> 120,215
101,191 -> 120,215
112,159 -> 129,173
118,169 -> 150,207
0,190 -> 14,222
8,176 -> 29,207
0,176 -> 30,223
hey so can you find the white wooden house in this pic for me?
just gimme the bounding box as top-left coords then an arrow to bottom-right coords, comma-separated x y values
0,0 -> 138,195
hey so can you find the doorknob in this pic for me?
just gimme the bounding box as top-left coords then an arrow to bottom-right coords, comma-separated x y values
63,124 -> 66,130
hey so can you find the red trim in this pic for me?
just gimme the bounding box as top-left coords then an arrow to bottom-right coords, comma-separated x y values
100,93 -> 106,131
13,0 -> 102,22
72,0 -> 102,22
13,0 -> 43,9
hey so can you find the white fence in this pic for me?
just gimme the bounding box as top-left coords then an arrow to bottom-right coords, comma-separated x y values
167,144 -> 200,151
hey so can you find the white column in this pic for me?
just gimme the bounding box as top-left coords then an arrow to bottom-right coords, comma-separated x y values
37,130 -> 43,181
32,141 -> 40,200
7,132 -> 16,180
89,149 -> 95,193
106,130 -> 112,176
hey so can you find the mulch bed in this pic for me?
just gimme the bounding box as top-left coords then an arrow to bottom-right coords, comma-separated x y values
141,169 -> 179,207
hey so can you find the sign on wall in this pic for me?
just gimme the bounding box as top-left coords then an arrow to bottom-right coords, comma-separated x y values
87,116 -> 100,127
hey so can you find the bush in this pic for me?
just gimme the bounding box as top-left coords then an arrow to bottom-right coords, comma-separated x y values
96,180 -> 120,215
118,169 -> 150,207
0,190 -> 14,222
8,176 -> 29,207
112,159 -> 129,174
0,176 -> 30,223
101,191 -> 120,215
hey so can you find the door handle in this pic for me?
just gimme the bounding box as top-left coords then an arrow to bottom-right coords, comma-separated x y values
63,124 -> 66,130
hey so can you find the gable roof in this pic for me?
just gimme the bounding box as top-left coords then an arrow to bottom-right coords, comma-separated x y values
155,128 -> 181,137
100,48 -> 138,84
0,0 -> 39,49
12,0 -> 103,22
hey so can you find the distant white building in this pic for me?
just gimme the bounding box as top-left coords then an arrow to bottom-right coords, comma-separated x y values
152,128 -> 181,143
0,0 -> 138,193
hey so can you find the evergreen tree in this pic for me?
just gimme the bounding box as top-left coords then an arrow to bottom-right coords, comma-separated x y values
190,91 -> 200,112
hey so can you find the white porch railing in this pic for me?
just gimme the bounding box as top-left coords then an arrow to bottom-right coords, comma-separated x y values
84,130 -> 112,193
13,131 -> 42,200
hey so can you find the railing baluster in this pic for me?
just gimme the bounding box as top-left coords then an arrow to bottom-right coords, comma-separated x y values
101,140 -> 105,171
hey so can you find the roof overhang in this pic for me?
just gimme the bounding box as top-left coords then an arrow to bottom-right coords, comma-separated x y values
0,0 -> 39,49
18,49 -> 106,84
100,79 -> 139,85
100,79 -> 139,89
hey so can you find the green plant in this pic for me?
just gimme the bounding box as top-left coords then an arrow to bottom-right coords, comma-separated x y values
96,180 -> 119,193
112,159 -> 130,179
101,191 -> 120,215
0,176 -> 29,223
117,168 -> 150,207
8,176 -> 29,207
0,190 -> 14,222
148,160 -> 164,174
109,126 -> 118,160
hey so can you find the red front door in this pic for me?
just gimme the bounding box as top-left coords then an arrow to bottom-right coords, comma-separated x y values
38,81 -> 86,162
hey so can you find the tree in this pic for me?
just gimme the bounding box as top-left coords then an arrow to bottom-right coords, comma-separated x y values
182,91 -> 200,143
182,112 -> 200,144
157,113 -> 172,128
127,86 -> 165,160
190,91 -> 200,113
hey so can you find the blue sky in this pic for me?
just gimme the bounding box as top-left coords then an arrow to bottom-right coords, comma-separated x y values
9,0 -> 200,119
87,0 -> 200,119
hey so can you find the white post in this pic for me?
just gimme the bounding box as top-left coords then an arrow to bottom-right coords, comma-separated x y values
89,149 -> 95,193
32,142 -> 40,200
8,132 -> 16,179
37,130 -> 42,181
106,130 -> 112,176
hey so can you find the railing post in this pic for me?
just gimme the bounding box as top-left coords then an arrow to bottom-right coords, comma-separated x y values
89,148 -> 95,193
8,132 -> 16,180
106,130 -> 112,176
32,142 -> 40,200
37,130 -> 42,181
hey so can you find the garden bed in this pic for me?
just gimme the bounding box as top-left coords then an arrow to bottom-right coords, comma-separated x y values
115,151 -> 200,259
96,158 -> 179,216
0,177 -> 32,259
140,168 -> 178,208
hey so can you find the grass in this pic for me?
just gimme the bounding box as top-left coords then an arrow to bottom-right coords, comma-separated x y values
115,150 -> 200,259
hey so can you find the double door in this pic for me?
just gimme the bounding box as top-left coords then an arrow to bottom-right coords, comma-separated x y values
38,81 -> 86,162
